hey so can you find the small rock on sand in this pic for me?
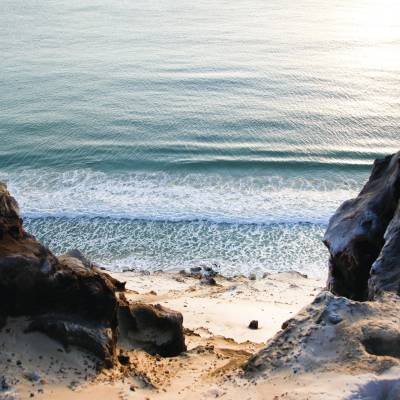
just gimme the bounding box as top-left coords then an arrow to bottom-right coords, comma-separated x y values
248,320 -> 259,330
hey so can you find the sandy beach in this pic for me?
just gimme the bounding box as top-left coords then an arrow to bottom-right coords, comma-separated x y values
2,155 -> 400,400
1,270 -> 326,400
2,268 -> 399,400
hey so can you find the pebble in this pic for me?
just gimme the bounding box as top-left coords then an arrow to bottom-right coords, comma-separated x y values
248,320 -> 259,330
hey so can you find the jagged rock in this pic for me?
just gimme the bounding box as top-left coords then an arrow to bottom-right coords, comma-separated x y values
0,183 -> 22,237
246,154 -> 400,383
118,300 -> 186,357
369,202 -> 400,298
26,314 -> 116,367
58,253 -> 126,292
0,182 -> 185,366
61,250 -> 125,291
0,184 -> 120,324
324,152 -> 400,300
0,184 -> 122,326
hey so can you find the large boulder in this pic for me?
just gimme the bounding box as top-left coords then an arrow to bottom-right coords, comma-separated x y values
118,297 -> 187,357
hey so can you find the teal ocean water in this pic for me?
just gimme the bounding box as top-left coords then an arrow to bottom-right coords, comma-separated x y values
1,0 -> 399,277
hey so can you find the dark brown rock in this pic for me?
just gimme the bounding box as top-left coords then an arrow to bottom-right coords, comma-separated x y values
60,250 -> 126,291
0,182 -> 185,366
118,300 -> 186,357
49,256 -> 119,324
248,320 -> 258,330
26,314 -> 116,367
0,183 -> 124,324
324,152 -> 400,300
369,203 -> 400,298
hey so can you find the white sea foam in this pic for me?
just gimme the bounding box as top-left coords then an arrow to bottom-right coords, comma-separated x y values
0,169 -> 363,225
1,168 -> 364,277
25,216 -> 329,278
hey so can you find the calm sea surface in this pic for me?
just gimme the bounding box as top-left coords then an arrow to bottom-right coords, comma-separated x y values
1,0 -> 399,276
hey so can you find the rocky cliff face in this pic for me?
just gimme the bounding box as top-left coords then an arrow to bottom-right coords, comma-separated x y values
0,182 -> 186,366
369,201 -> 400,299
323,152 -> 400,301
245,152 -> 400,382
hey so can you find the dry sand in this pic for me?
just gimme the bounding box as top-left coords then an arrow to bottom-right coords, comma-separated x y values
1,271 -> 397,400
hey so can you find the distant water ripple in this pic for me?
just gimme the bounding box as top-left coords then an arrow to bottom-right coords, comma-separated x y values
1,0 -> 399,276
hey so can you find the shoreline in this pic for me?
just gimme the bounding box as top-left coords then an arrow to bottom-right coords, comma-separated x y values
2,152 -> 400,399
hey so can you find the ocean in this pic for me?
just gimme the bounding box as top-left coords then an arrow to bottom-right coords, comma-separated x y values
1,0 -> 399,277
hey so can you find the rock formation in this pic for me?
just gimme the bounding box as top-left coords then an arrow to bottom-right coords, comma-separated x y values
245,291 -> 400,375
369,202 -> 400,299
245,152 -> 400,383
0,182 -> 186,366
323,152 -> 400,301
118,297 -> 186,357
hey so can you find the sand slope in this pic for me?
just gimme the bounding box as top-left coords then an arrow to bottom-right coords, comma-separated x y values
0,271 -> 323,399
2,271 -> 398,400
